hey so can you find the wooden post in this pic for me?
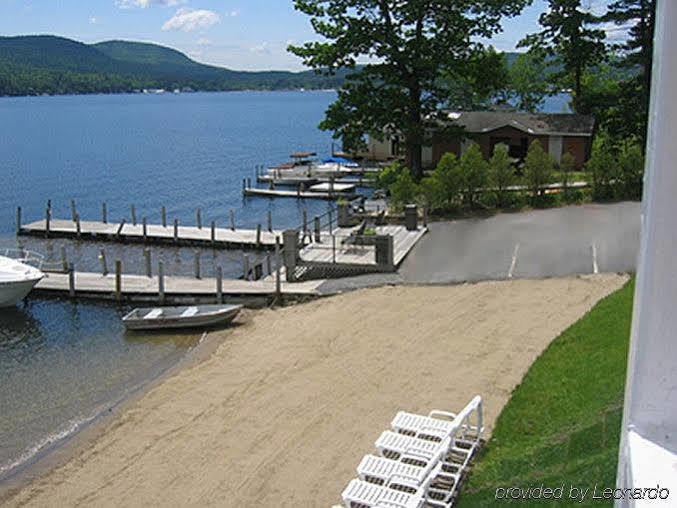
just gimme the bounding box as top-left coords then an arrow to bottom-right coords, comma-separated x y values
75,213 -> 81,238
131,205 -> 136,226
68,263 -> 75,297
266,253 -> 272,275
158,261 -> 165,304
267,210 -> 272,232
142,217 -> 148,241
275,236 -> 282,301
16,206 -> 21,234
230,209 -> 235,231
70,199 -> 77,222
61,246 -> 68,272
194,251 -> 201,279
115,260 -> 122,302
332,234 -> 336,263
216,266 -> 223,304
303,210 -> 308,239
328,209 -> 334,231
45,206 -> 50,237
242,178 -> 246,191
256,224 -> 262,247
144,248 -> 152,277
116,219 -> 125,237
161,206 -> 167,228
102,202 -> 107,223
99,249 -> 108,275
211,220 -> 216,245
242,253 -> 250,281
247,177 -> 251,188
196,208 -> 202,229
173,219 -> 179,242
314,216 -> 321,243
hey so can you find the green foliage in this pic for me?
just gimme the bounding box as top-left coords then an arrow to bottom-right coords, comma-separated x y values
374,161 -> 406,191
523,140 -> 554,198
290,0 -> 531,178
459,143 -> 489,207
507,52 -> 549,112
458,280 -> 634,507
560,151 -> 578,203
388,170 -> 419,209
616,141 -> 644,200
587,133 -> 618,201
488,144 -> 516,208
419,152 -> 464,211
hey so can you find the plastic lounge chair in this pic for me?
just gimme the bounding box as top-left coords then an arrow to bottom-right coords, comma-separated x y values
375,431 -> 450,463
340,478 -> 425,508
357,454 -> 428,490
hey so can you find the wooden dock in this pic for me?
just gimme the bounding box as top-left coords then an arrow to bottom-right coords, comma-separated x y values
243,187 -> 358,200
34,270 -> 323,306
19,219 -> 282,249
256,174 -> 375,187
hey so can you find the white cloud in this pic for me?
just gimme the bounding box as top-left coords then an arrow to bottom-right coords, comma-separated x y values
598,21 -> 631,43
89,16 -> 99,24
117,0 -> 185,8
162,8 -> 220,32
227,9 -> 240,17
197,37 -> 211,46
250,42 -> 271,54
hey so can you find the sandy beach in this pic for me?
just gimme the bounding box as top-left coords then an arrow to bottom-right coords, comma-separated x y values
2,274 -> 627,507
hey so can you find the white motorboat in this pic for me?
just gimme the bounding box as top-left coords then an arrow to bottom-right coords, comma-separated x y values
0,249 -> 45,307
122,304 -> 243,331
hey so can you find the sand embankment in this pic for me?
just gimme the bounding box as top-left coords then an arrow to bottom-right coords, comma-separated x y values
4,274 -> 627,507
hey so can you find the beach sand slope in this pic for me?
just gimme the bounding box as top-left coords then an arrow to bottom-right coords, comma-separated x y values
5,274 -> 627,507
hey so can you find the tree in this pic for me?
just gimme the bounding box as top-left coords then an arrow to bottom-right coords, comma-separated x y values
488,144 -> 516,207
519,0 -> 606,112
616,140 -> 644,200
389,169 -> 419,208
459,143 -> 489,207
523,140 -> 554,197
586,132 -> 617,201
507,52 -> 550,112
420,152 -> 464,210
289,0 -> 531,179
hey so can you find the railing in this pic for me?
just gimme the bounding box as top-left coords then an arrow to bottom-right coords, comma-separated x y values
1,248 -> 45,269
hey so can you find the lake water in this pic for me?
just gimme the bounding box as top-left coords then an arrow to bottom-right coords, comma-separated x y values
0,90 -> 570,481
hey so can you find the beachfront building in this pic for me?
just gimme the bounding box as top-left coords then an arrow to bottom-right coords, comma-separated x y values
363,111 -> 595,170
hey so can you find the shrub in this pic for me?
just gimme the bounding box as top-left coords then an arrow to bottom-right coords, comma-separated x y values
587,135 -> 617,201
488,143 -> 516,208
459,143 -> 489,207
616,141 -> 644,200
524,140 -> 554,200
389,170 -> 419,209
560,151 -> 577,203
375,161 -> 406,191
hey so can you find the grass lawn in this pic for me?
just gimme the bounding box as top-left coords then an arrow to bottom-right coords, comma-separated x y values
457,278 -> 634,507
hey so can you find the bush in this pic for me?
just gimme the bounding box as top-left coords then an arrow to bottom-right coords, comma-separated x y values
560,151 -> 577,203
375,161 -> 406,191
587,135 -> 617,201
459,143 -> 489,207
616,141 -> 644,200
488,143 -> 516,208
524,140 -> 554,201
389,170 -> 419,209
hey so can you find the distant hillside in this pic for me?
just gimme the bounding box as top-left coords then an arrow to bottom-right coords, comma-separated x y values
0,35 -> 349,96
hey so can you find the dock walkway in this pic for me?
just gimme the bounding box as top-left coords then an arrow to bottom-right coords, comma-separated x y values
19,219 -> 281,249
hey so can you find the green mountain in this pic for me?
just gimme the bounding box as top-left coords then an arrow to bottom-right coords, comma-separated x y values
0,35 -> 348,96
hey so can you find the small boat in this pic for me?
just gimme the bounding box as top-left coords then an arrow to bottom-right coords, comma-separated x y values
0,249 -> 44,307
122,304 -> 243,331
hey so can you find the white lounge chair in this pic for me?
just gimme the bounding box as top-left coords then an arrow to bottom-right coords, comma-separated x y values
340,478 -> 425,508
375,431 -> 451,464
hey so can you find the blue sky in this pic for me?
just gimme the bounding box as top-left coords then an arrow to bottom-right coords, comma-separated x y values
0,0 -> 614,71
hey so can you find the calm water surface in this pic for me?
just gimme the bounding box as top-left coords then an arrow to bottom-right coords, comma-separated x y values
0,91 -> 337,479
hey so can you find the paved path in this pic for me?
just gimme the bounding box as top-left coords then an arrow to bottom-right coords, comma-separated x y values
319,202 -> 639,293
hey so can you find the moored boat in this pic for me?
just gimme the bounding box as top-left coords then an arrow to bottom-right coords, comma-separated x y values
0,249 -> 45,307
122,304 -> 243,331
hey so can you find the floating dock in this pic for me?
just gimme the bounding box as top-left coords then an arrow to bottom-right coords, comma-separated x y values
34,270 -> 323,306
19,219 -> 281,249
242,187 -> 358,200
256,174 -> 375,187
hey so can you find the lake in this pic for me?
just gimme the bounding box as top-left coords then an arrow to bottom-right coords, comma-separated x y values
0,90 -> 571,481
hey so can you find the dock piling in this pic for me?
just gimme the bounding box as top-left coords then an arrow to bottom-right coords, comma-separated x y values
267,211 -> 272,232
131,205 -> 137,226
115,260 -> 122,302
158,261 -> 165,304
75,213 -> 81,238
211,220 -> 216,245
242,253 -> 250,281
173,219 -> 179,242
116,219 -> 125,237
68,263 -> 75,297
16,206 -> 21,234
161,206 -> 167,228
61,246 -> 68,272
230,209 -> 235,231
194,251 -> 201,279
332,235 -> 336,263
196,208 -> 202,229
142,217 -> 148,241
242,178 -> 246,192
302,211 -> 308,240
275,236 -> 281,302
266,253 -> 272,275
144,248 -> 152,277
99,249 -> 108,276
216,266 -> 223,304
256,224 -> 262,246
102,202 -> 107,224
70,200 -> 77,222
328,209 -> 334,230
45,206 -> 51,237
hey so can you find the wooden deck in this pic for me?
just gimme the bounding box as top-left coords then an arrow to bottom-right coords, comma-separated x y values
243,187 -> 358,200
19,219 -> 281,249
34,271 -> 323,305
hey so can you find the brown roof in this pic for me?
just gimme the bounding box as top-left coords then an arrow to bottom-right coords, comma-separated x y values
443,111 -> 595,136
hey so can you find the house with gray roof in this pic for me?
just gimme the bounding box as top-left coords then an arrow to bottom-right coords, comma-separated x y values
364,111 -> 596,170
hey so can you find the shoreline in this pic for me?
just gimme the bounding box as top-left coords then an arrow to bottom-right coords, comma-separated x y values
0,311 -> 245,503
1,277 -> 627,506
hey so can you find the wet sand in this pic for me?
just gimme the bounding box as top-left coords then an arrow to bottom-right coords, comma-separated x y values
2,274 -> 627,507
